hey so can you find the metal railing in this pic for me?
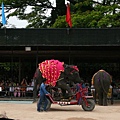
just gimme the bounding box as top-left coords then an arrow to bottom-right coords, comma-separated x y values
0,86 -> 33,100
0,86 -> 120,101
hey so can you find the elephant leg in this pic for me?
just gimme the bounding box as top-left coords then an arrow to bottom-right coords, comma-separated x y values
33,80 -> 37,103
57,81 -> 72,98
103,93 -> 108,106
62,89 -> 67,97
111,90 -> 114,105
94,90 -> 97,103
98,91 -> 103,105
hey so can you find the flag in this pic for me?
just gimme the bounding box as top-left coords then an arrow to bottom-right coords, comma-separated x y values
65,1 -> 72,28
1,2 -> 6,25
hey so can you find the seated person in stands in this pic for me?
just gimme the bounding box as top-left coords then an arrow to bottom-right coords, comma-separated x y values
9,81 -> 14,97
21,78 -> 28,97
0,80 -> 6,96
14,83 -> 20,97
107,85 -> 112,99
26,82 -> 33,97
91,85 -> 95,97
4,82 -> 9,96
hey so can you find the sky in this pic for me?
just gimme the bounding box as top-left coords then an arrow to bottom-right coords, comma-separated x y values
5,0 -> 56,28
8,16 -> 28,28
7,8 -> 51,28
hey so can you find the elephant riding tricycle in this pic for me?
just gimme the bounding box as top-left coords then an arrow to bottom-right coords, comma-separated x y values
37,83 -> 95,111
34,59 -> 95,111
33,59 -> 82,102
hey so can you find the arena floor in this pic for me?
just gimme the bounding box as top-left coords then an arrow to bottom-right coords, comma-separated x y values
0,100 -> 120,120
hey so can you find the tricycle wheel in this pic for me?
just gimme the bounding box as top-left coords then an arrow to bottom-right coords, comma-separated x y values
82,99 -> 95,111
37,98 -> 51,111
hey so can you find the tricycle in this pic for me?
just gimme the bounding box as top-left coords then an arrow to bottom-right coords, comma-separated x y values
37,83 -> 95,111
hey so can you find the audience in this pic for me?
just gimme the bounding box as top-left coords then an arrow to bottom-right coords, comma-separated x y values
20,78 -> 28,97
26,82 -> 33,97
14,83 -> 21,97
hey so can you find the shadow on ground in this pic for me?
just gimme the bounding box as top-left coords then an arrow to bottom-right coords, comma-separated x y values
49,108 -> 83,112
66,117 -> 96,120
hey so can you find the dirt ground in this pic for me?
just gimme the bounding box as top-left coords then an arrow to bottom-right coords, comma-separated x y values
0,101 -> 120,120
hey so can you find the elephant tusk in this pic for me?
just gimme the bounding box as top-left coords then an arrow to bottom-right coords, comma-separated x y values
57,78 -> 64,82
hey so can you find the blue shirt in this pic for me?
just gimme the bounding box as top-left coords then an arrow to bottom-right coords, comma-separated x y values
82,84 -> 86,88
76,83 -> 86,91
39,83 -> 49,96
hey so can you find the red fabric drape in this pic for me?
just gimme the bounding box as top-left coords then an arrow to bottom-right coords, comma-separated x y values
66,3 -> 72,28
39,60 -> 64,87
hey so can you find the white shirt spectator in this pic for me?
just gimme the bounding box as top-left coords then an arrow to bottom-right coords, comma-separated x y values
26,82 -> 33,91
26,86 -> 33,91
0,87 -> 2,91
31,79 -> 34,86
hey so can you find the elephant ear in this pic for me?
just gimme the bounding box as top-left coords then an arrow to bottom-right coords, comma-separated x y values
63,64 -> 71,75
63,64 -> 68,68
71,66 -> 79,71
64,65 -> 79,75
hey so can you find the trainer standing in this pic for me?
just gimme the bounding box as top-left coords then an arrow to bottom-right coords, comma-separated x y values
37,78 -> 50,112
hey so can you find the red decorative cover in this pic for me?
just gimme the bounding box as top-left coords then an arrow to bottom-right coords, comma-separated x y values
39,60 -> 64,87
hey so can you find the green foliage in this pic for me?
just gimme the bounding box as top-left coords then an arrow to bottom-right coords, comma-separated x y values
52,16 -> 67,28
0,63 -> 10,71
0,0 -> 120,28
0,0 -> 53,28
53,2 -> 120,28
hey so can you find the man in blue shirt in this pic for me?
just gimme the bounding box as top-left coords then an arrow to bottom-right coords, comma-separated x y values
37,78 -> 50,112
76,80 -> 86,91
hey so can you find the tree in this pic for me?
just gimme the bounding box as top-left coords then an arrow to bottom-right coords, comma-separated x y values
53,0 -> 120,28
0,0 -> 120,28
0,0 -> 69,28
0,0 -> 55,28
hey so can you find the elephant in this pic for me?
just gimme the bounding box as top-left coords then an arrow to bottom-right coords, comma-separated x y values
91,69 -> 112,106
33,59 -> 82,102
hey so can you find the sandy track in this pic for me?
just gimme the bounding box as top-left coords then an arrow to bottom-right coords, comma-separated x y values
0,102 -> 120,120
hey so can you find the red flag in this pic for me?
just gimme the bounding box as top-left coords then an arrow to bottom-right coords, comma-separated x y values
66,3 -> 72,28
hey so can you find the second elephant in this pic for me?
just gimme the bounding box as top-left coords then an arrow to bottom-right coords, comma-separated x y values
91,69 -> 112,106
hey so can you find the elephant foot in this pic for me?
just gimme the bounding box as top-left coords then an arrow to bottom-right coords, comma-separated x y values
111,101 -> 113,105
67,93 -> 73,99
33,99 -> 37,103
103,104 -> 108,106
103,103 -> 108,106
98,104 -> 103,106
98,102 -> 103,106
61,93 -> 72,99
61,99 -> 70,102
61,96 -> 69,99
99,101 -> 107,106
68,97 -> 72,101
61,95 -> 72,101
